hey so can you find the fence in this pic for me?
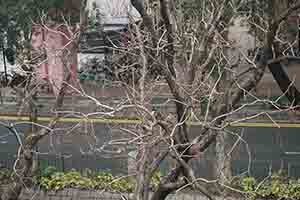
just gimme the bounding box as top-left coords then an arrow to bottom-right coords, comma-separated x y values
2,126 -> 300,179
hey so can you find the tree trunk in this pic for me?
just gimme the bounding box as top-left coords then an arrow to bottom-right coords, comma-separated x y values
215,131 -> 231,185
135,170 -> 151,200
1,146 -> 34,200
134,146 -> 152,200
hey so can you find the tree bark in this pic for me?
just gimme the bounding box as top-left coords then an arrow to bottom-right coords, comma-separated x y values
215,131 -> 231,185
134,145 -> 154,200
1,72 -> 69,200
129,1 -> 300,200
1,146 -> 34,200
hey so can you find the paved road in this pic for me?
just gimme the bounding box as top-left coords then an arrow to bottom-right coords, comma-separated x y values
1,120 -> 300,178
0,122 -> 128,174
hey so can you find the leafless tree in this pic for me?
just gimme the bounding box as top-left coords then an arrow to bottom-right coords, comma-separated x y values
0,1 -> 89,200
59,1 -> 300,200
1,0 -> 300,200
89,0 -> 300,199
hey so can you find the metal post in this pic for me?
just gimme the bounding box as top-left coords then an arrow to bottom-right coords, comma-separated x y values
1,43 -> 8,86
298,17 -> 300,55
61,154 -> 65,172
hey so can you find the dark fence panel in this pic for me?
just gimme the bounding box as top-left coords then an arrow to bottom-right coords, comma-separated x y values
2,124 -> 300,178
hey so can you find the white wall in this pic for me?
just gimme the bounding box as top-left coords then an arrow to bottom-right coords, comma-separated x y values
227,17 -> 256,65
80,0 -> 141,70
87,0 -> 140,22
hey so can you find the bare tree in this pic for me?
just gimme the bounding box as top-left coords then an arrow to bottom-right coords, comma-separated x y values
2,0 -> 300,200
90,0 -> 300,199
0,1 -> 89,200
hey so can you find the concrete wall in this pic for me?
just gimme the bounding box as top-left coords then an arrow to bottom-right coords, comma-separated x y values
19,189 -> 235,200
87,0 -> 140,20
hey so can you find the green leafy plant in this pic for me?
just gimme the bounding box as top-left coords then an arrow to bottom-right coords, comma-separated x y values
0,168 -> 11,184
240,172 -> 300,200
241,176 -> 256,192
152,171 -> 162,188
0,166 -> 162,192
35,167 -> 161,192
40,166 -> 59,178
87,15 -> 98,31
4,165 -> 300,199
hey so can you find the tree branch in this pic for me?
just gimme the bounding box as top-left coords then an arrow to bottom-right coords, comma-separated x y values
160,0 -> 176,77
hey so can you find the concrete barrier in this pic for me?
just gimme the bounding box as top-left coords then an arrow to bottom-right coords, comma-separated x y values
18,189 -> 239,200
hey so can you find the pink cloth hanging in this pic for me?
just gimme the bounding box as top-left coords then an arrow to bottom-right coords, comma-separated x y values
31,24 -> 78,95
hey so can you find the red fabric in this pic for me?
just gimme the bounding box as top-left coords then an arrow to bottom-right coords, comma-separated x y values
31,24 -> 78,95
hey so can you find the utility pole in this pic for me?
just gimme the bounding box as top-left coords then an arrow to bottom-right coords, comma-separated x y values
298,16 -> 300,55
1,40 -> 8,86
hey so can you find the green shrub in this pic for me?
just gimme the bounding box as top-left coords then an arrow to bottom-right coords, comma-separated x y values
240,172 -> 300,200
36,166 -> 161,192
0,168 -> 11,183
7,165 -> 300,199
